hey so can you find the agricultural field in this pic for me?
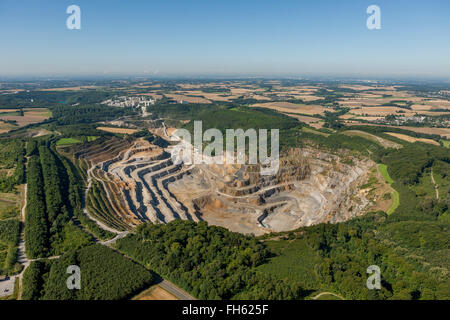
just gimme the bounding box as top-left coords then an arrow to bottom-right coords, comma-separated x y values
283,114 -> 323,128
164,93 -> 212,104
378,164 -> 399,215
56,138 -> 82,146
0,108 -> 51,132
385,132 -> 440,146
342,130 -> 401,149
251,102 -> 327,116
396,127 -> 450,139
132,285 -> 178,300
96,127 -> 138,134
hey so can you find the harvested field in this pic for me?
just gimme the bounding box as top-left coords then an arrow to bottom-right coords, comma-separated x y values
178,91 -> 242,102
384,132 -> 440,146
38,86 -> 101,91
294,95 -> 324,102
282,113 -> 320,123
251,102 -> 327,116
230,88 -> 260,95
350,107 -> 416,117
397,126 -> 450,139
137,93 -> 164,100
200,94 -> 235,101
342,130 -> 401,149
411,104 -> 438,111
249,94 -> 272,101
97,127 -> 138,134
339,114 -> 386,121
164,94 -> 211,104
418,111 -> 449,116
0,122 -> 16,133
0,108 -> 51,128
426,100 -> 450,109
342,122 -> 450,139
338,85 -> 383,91
26,108 -> 52,117
284,113 -> 323,128
132,286 -> 178,300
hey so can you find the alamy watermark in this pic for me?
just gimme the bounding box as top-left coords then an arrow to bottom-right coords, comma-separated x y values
66,265 -> 81,290
366,5 -> 381,30
170,121 -> 279,176
66,5 -> 81,30
65,5 -> 380,31
366,265 -> 381,290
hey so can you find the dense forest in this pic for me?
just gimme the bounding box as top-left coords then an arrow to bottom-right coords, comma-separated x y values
0,140 -> 25,193
22,245 -> 153,300
25,141 -> 94,259
25,155 -> 49,258
22,245 -> 154,300
115,220 -> 309,300
49,104 -> 136,125
0,219 -> 21,275
0,90 -> 115,108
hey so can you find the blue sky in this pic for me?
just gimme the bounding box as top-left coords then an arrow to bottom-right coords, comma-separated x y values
1,0 -> 449,78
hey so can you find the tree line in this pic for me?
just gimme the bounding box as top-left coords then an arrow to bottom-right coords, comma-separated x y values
115,220 -> 309,300
22,245 -> 153,300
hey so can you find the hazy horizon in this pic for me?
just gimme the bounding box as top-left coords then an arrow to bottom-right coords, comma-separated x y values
1,0 -> 450,78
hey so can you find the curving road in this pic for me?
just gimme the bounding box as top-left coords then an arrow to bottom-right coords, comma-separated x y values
158,280 -> 196,300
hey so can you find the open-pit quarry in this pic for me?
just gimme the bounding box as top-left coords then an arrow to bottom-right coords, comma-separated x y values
74,136 -> 373,235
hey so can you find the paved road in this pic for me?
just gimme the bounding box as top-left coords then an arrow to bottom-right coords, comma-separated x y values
0,277 -> 16,298
100,231 -> 129,246
158,280 -> 196,300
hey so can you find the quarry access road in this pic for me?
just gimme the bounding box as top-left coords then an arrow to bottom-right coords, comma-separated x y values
158,280 -> 196,300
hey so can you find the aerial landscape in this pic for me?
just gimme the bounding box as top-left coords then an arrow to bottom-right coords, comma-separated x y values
0,0 -> 449,306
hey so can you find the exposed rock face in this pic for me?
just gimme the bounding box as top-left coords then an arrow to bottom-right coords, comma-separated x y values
80,138 -> 373,236
169,148 -> 372,235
